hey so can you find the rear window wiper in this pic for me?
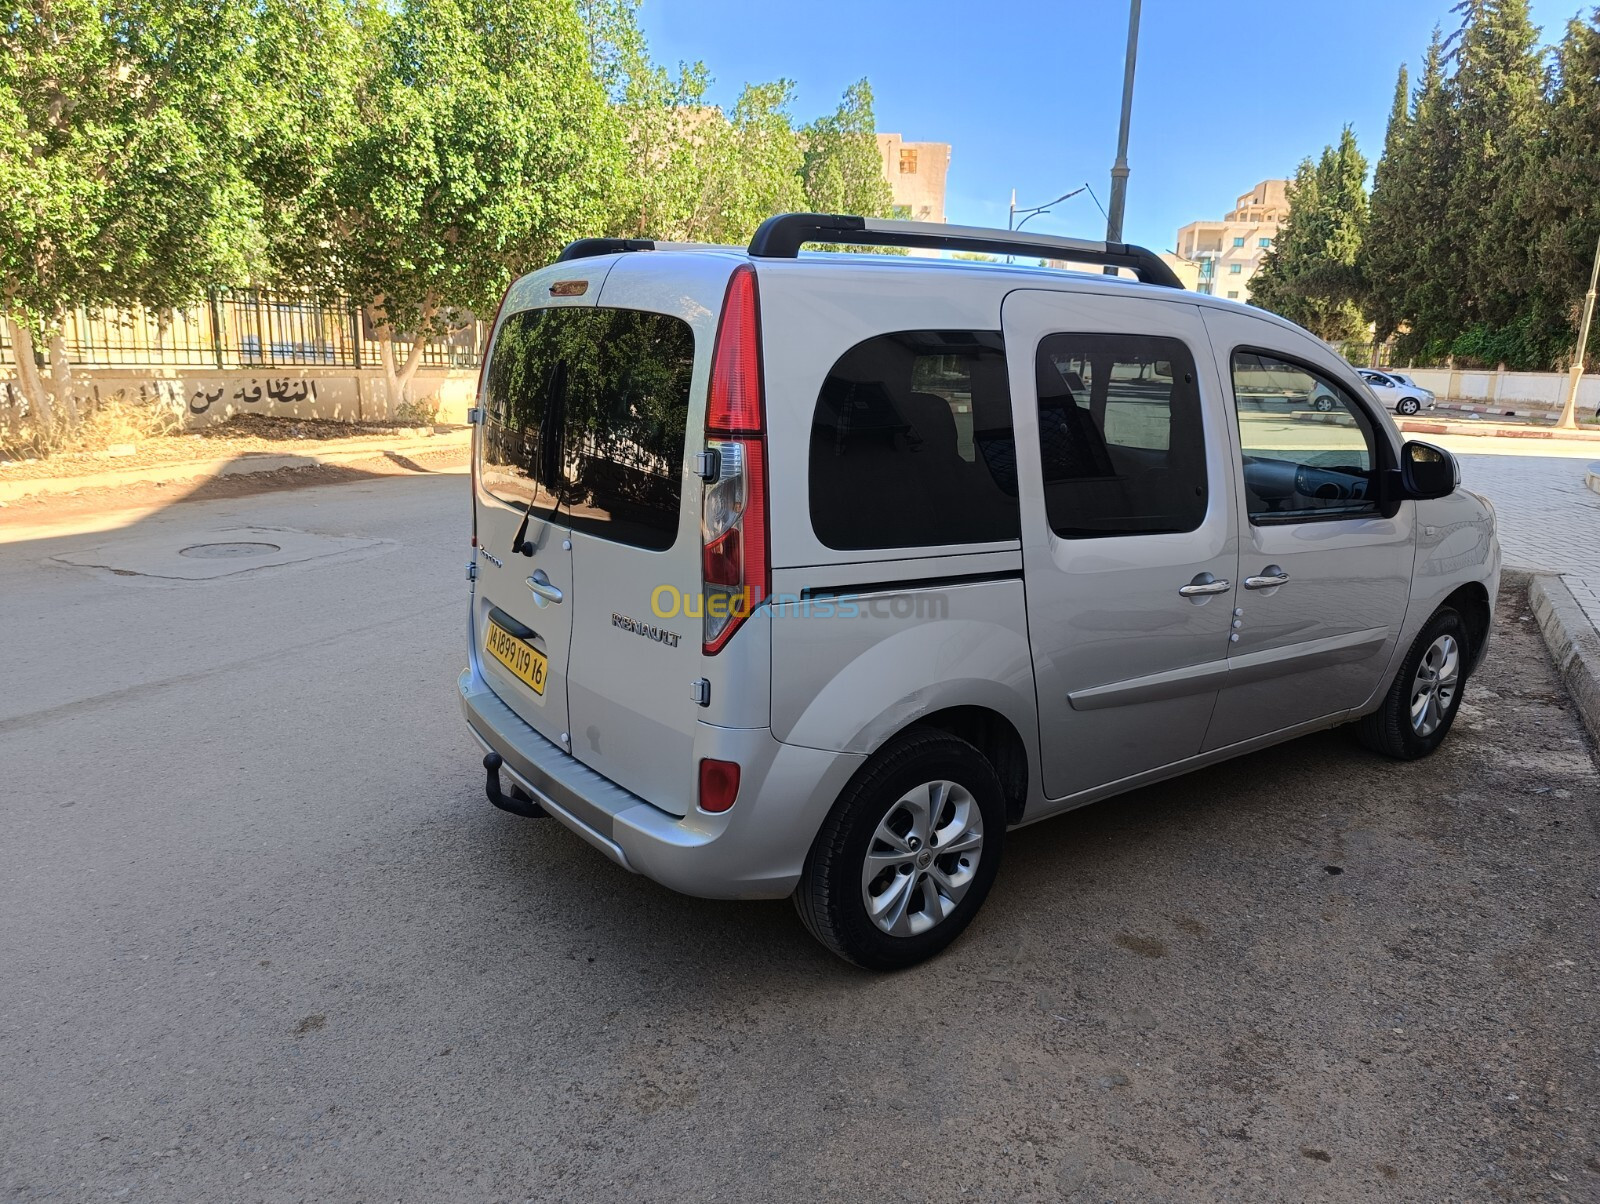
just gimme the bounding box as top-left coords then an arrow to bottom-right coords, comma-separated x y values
512,360 -> 569,555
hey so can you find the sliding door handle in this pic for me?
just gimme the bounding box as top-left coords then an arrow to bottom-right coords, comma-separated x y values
1243,566 -> 1289,590
1178,573 -> 1231,598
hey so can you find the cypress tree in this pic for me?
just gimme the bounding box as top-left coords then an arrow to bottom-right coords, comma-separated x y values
1249,156 -> 1317,328
1397,32 -> 1459,361
1522,10 -> 1600,367
1250,128 -> 1369,344
1363,65 -> 1412,347
1442,0 -> 1545,356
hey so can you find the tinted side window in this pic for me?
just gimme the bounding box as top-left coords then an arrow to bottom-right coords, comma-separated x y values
1034,333 -> 1207,539
1230,350 -> 1379,523
809,330 -> 1020,550
482,307 -> 695,551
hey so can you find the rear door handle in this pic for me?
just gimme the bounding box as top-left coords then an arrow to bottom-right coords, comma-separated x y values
526,569 -> 564,606
1178,573 -> 1231,597
1243,566 -> 1289,590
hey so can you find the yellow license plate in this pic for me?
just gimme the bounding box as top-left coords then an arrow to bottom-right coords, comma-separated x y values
485,620 -> 548,695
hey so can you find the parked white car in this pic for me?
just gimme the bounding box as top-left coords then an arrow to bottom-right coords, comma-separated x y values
1358,369 -> 1435,415
459,214 -> 1500,969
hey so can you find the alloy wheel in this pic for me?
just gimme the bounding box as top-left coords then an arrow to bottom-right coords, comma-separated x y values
860,780 -> 984,937
1410,633 -> 1461,737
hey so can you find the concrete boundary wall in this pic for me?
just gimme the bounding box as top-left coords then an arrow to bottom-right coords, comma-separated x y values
1,366 -> 480,429
1406,367 -> 1599,411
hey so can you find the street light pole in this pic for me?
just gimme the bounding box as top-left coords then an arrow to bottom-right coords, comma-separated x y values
1105,0 -> 1142,246
1004,186 -> 1087,261
1009,187 -> 1089,232
1556,228 -> 1600,431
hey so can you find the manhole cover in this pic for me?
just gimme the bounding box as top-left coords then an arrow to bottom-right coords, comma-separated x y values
178,541 -> 282,559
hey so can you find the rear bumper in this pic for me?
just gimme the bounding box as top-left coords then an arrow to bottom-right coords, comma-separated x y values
459,664 -> 864,900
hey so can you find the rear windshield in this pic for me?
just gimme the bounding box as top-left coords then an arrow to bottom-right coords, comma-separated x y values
481,306 -> 695,551
809,330 -> 1020,550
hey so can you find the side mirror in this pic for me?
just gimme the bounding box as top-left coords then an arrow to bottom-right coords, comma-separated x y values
1401,440 -> 1458,499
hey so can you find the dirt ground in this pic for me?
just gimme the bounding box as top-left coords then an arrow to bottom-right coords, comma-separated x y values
0,413 -> 450,481
0,443 -> 468,528
1,463 -> 1595,1204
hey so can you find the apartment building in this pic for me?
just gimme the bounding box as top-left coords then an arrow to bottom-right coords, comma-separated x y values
1174,179 -> 1288,302
876,134 -> 950,223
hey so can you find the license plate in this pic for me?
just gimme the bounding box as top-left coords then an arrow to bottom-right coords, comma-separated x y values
485,620 -> 548,695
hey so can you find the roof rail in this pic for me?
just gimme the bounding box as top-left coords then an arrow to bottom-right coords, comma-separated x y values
747,213 -> 1185,290
556,237 -> 655,262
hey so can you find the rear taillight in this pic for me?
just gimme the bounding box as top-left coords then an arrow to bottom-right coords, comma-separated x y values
698,758 -> 741,813
702,265 -> 768,655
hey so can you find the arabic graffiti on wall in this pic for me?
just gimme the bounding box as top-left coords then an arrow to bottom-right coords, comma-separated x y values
189,377 -> 319,415
5,378 -> 187,415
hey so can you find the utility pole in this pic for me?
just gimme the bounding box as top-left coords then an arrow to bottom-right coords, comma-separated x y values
1556,228 -> 1600,430
1104,0 -> 1142,247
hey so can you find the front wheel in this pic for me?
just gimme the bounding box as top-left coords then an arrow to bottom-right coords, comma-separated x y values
1397,397 -> 1421,416
1312,394 -> 1337,412
794,729 -> 1005,970
1357,609 -> 1470,759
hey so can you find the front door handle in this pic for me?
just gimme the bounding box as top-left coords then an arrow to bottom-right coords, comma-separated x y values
526,569 -> 564,606
1243,566 -> 1289,590
1178,573 -> 1232,598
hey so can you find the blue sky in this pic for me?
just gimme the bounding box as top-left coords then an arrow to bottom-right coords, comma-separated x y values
635,0 -> 1584,252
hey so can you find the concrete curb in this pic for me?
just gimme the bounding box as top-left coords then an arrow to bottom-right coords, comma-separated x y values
1586,463 -> 1600,497
1400,419 -> 1600,440
1530,574 -> 1600,750
1431,400 -> 1564,421
0,431 -> 469,503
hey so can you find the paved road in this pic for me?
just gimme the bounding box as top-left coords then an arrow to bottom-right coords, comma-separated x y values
2,469 -> 1597,1203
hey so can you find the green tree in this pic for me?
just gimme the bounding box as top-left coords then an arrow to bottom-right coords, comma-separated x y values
597,3 -> 889,246
1442,0 -> 1545,344
800,79 -> 894,218
1362,64 -> 1411,348
321,0 -> 627,411
249,0 -> 384,292
0,0 -> 260,434
1398,33 -> 1461,359
1249,158 -> 1318,331
583,0 -> 721,240
1250,128 -> 1370,343
1519,9 -> 1600,368
611,57 -> 717,240
690,80 -> 805,243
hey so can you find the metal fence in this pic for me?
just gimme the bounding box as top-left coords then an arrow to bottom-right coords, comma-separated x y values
0,290 -> 482,371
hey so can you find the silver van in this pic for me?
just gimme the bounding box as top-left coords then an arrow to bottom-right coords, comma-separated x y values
459,214 -> 1500,969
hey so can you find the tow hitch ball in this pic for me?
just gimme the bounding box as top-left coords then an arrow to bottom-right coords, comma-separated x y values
482,752 -> 548,820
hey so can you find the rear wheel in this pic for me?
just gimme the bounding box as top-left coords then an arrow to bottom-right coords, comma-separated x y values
794,729 -> 1005,970
1357,609 -> 1469,759
1397,397 -> 1421,416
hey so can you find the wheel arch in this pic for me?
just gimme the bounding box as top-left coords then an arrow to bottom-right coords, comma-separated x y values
895,706 -> 1031,826
1441,580 -> 1492,672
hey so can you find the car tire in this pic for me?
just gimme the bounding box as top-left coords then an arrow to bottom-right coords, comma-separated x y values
1356,608 -> 1471,760
1397,397 -> 1421,415
1312,394 -> 1337,412
794,728 -> 1006,970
